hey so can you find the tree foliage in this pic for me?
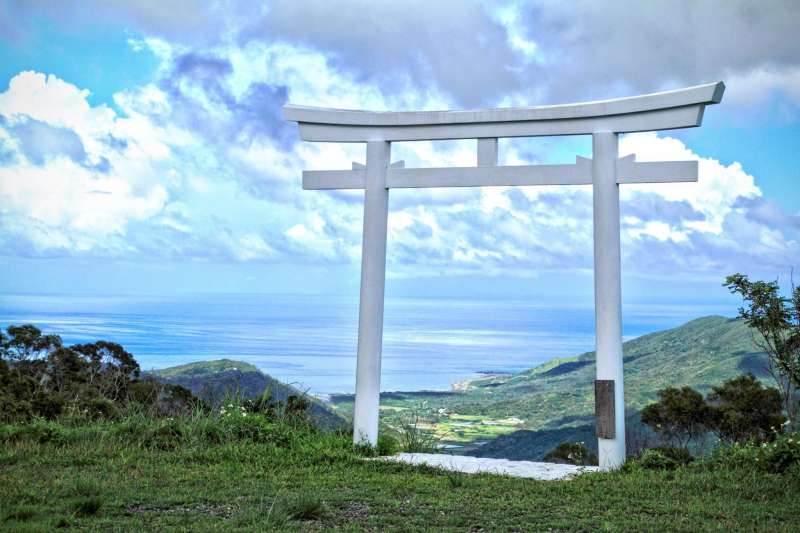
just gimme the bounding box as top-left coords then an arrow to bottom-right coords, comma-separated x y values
707,373 -> 785,444
640,386 -> 713,448
725,273 -> 800,425
641,375 -> 786,450
0,324 -> 197,422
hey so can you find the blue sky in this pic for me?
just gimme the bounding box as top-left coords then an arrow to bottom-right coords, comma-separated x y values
0,1 -> 798,307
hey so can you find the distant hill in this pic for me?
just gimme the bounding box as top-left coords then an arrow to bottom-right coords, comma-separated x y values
468,315 -> 770,458
149,359 -> 346,431
331,316 -> 771,459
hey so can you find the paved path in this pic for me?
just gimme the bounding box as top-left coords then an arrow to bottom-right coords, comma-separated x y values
379,453 -> 599,481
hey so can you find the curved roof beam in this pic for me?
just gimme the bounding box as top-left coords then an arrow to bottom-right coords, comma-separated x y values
283,82 -> 724,142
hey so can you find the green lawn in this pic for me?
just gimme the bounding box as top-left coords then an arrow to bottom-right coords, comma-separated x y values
1,417 -> 798,531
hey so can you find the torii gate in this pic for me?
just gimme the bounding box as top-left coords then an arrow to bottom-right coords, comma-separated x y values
283,82 -> 725,469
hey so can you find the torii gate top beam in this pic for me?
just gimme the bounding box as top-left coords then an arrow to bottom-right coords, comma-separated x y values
283,82 -> 724,142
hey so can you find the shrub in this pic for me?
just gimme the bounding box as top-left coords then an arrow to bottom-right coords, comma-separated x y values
30,392 -> 65,420
544,442 -> 598,466
639,449 -> 680,470
350,433 -> 400,458
376,434 -> 399,456
1,419 -> 66,445
761,433 -> 800,473
141,422 -> 184,450
82,397 -> 120,420
241,392 -> 317,429
707,374 -> 785,444
219,405 -> 294,446
641,386 -> 713,448
709,432 -> 800,474
651,445 -> 693,466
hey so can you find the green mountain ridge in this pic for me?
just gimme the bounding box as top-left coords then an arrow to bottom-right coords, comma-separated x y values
150,359 -> 261,379
330,315 -> 771,459
469,315 -> 765,420
148,359 -> 346,432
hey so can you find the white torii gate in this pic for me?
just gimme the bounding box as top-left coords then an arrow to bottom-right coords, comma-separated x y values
283,82 -> 725,470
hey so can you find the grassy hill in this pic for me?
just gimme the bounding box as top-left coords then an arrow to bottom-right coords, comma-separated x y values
151,359 -> 261,379
150,359 -> 284,402
149,359 -> 346,432
2,408 -> 798,530
330,316 -> 770,458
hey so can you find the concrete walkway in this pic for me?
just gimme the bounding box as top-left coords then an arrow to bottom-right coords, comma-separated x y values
380,453 -> 599,481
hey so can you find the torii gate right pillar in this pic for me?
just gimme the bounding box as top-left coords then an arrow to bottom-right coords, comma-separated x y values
592,131 -> 625,469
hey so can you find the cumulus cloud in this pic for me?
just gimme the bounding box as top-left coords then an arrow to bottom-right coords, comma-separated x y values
0,71 -> 290,259
0,5 -> 797,284
1,55 -> 797,281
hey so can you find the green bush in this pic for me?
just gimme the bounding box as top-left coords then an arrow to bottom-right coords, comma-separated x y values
639,449 -> 679,470
544,442 -> 598,466
636,446 -> 693,470
0,419 -> 66,445
709,432 -> 800,474
707,374 -> 785,444
651,446 -> 693,465
141,421 -> 184,450
641,386 -> 713,448
82,397 -> 120,420
194,417 -> 225,445
219,409 -> 294,446
376,434 -> 399,456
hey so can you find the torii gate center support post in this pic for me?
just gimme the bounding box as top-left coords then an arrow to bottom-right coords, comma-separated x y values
284,82 -> 725,470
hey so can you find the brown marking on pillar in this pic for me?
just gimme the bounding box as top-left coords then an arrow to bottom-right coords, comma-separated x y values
595,380 -> 615,439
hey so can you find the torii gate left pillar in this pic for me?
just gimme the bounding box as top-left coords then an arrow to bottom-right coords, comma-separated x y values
283,81 -> 725,469
352,140 -> 390,445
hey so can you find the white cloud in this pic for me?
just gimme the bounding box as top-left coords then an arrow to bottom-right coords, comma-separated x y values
0,34 -> 796,282
620,132 -> 761,235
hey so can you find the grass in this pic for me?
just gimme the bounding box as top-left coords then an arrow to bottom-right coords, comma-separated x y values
1,412 -> 799,531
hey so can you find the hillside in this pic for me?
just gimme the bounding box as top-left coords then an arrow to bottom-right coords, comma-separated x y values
330,316 -> 770,458
149,359 -> 346,431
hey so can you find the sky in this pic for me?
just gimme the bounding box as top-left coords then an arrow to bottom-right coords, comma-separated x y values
0,0 -> 798,307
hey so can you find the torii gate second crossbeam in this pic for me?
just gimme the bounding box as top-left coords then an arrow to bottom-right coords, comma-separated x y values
283,82 -> 725,470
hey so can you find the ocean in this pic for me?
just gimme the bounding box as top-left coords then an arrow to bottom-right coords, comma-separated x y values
0,293 -> 734,396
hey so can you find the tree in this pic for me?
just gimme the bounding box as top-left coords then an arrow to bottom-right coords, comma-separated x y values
707,373 -> 785,444
0,324 -> 199,421
724,273 -> 800,426
1,325 -> 62,377
641,386 -> 713,449
72,341 -> 140,401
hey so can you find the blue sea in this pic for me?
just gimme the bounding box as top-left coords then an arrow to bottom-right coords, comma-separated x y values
0,293 -> 734,396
